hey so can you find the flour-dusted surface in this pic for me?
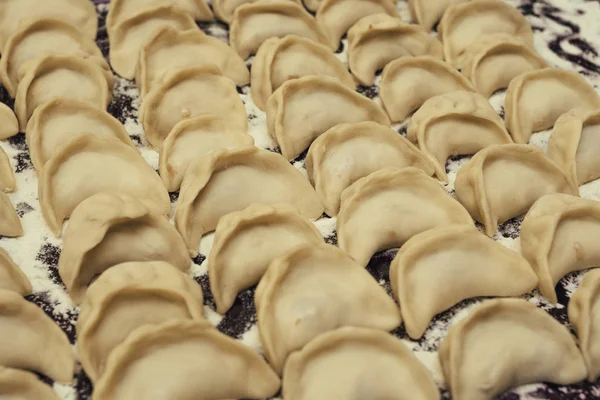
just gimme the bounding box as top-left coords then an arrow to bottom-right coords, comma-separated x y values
2,0 -> 600,398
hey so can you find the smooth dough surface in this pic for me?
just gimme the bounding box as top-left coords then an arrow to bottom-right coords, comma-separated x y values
0,366 -> 60,400
408,0 -> 468,31
0,103 -> 18,139
0,249 -> 31,296
0,147 -> 15,193
0,191 -> 22,237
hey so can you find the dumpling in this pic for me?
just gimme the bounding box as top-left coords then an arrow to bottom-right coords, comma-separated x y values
0,289 -> 74,382
26,98 -> 134,172
137,26 -> 249,97
214,0 -> 302,23
0,192 -> 23,238
439,299 -> 587,399
209,203 -> 323,314
230,0 -> 330,59
15,54 -> 114,130
408,0 -> 468,32
251,35 -> 355,111
316,0 -> 398,51
568,269 -> 600,381
174,147 -> 323,255
0,103 -> 18,140
407,90 -> 512,182
461,34 -> 547,97
267,75 -> 390,160
347,13 -> 443,86
380,56 -> 475,123
92,320 -> 280,400
0,147 -> 15,193
520,194 -> 600,304
256,243 -> 401,374
0,366 -> 60,400
548,109 -> 600,186
0,18 -> 104,97
77,261 -> 204,383
505,68 -> 600,144
337,167 -> 473,266
39,134 -> 171,236
58,192 -> 189,303
159,116 -> 254,192
306,121 -> 435,216
139,65 -> 247,149
438,0 -> 534,68
454,144 -> 577,236
108,5 -> 198,79
390,225 -> 537,339
283,327 -> 440,400
0,248 -> 32,295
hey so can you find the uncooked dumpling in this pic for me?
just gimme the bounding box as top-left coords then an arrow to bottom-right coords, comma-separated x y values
0,366 -> 60,400
505,68 -> 600,144
137,26 -> 249,97
407,90 -> 512,182
266,75 -> 390,160
347,13 -> 443,86
0,249 -> 31,296
454,144 -> 577,236
408,0 -> 468,31
256,243 -> 401,374
283,327 -> 440,400
439,299 -> 587,399
15,54 -> 114,130
77,261 -> 204,383
337,167 -> 473,266
214,0 -> 301,23
380,56 -> 475,123
174,147 -> 323,255
59,192 -> 189,303
39,134 -> 171,236
438,0 -> 534,68
159,116 -> 254,192
0,192 -> 23,238
390,225 -> 537,339
521,194 -> 600,304
306,121 -> 435,216
140,65 -> 247,149
230,0 -> 330,59
0,147 -> 15,193
251,35 -> 355,111
0,18 -> 104,98
0,289 -> 74,382
0,103 -> 18,140
548,109 -> 600,186
209,203 -> 323,314
92,320 -> 280,400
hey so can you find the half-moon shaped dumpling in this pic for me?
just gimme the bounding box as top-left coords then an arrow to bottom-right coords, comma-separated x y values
39,134 -> 171,237
0,248 -> 31,296
337,167 -> 473,266
108,4 -> 198,79
439,299 -> 587,399
380,56 -> 475,123
214,0 -> 301,23
505,69 -> 600,144
15,54 -> 114,130
0,103 -> 18,139
0,147 -> 15,193
306,121 -> 435,216
347,13 -> 443,86
175,147 -> 323,255
407,90 -> 512,182
548,109 -> 600,187
520,193 -> 600,304
0,192 -> 23,238
0,18 -> 104,97
455,144 -> 578,236
0,366 -> 60,400
267,75 -> 390,160
137,26 -> 249,97
408,0 -> 468,32
283,327 -> 440,400
251,35 -> 355,111
568,269 -> 600,381
316,0 -> 399,51
77,261 -> 204,383
26,98 -> 134,171
390,225 -> 537,339
58,192 -> 189,303
438,0 -> 534,68
0,289 -> 74,382
209,203 -> 323,314
140,65 -> 247,149
461,34 -> 547,97
92,320 -> 281,400
230,0 -> 330,59
256,243 -> 401,374
159,115 -> 254,192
